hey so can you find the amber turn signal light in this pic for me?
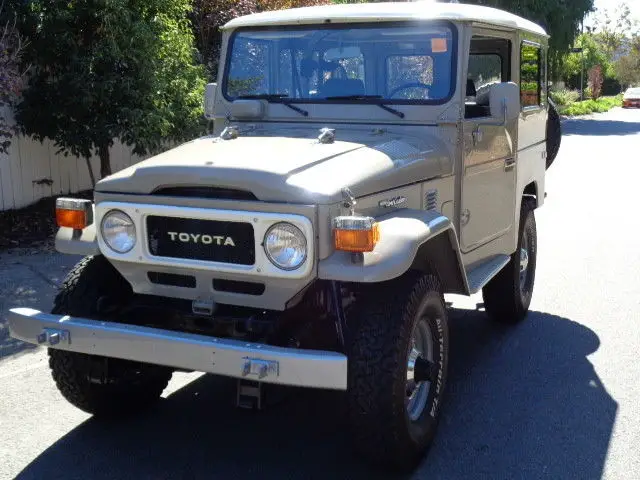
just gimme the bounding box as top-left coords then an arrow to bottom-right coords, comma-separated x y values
55,198 -> 93,230
333,216 -> 380,253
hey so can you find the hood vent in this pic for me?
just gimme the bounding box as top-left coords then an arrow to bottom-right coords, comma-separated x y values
152,186 -> 257,201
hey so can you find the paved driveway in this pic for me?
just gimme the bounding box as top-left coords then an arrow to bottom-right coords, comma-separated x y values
1,107 -> 639,479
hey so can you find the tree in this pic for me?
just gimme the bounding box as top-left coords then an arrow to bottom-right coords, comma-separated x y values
614,54 -> 640,88
190,0 -> 257,77
190,0 -> 330,78
468,0 -> 595,53
561,32 -> 612,89
591,1 -> 635,58
0,0 -> 24,154
14,0 -> 207,183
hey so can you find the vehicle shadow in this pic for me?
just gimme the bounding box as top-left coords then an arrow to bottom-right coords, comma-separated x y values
562,118 -> 640,136
14,309 -> 616,480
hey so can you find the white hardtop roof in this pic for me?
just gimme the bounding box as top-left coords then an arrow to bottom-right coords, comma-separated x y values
222,1 -> 548,37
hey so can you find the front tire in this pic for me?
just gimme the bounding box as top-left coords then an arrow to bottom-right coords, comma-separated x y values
347,273 -> 449,470
482,200 -> 537,324
49,255 -> 172,416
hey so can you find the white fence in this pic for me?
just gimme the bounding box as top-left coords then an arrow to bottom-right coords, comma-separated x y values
0,107 -> 144,211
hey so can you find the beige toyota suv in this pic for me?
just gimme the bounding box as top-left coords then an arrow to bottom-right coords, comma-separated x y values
8,0 -> 561,470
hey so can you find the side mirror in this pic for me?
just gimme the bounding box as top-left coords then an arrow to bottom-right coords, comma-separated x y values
489,82 -> 520,124
204,83 -> 217,120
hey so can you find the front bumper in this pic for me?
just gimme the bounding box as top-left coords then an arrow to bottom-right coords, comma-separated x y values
8,308 -> 347,390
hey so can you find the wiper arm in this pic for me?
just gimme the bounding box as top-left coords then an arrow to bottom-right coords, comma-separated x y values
235,94 -> 288,100
324,95 -> 405,119
235,94 -> 309,117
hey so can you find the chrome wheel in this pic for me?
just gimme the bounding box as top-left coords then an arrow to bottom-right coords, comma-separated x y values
519,233 -> 530,292
406,317 -> 434,422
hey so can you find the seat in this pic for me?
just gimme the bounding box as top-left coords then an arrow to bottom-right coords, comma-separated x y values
466,78 -> 477,97
464,78 -> 491,118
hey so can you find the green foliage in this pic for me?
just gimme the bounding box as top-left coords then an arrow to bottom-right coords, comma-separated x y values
614,53 -> 640,87
562,33 -> 612,84
559,95 -> 623,116
14,0 -> 206,180
467,0 -> 594,52
549,89 -> 580,106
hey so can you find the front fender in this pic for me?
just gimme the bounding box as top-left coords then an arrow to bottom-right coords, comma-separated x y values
318,209 -> 469,294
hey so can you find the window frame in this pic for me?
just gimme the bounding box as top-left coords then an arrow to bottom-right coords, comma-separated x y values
220,20 -> 459,106
520,39 -> 543,111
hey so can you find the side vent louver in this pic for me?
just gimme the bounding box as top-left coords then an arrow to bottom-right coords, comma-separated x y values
425,189 -> 439,211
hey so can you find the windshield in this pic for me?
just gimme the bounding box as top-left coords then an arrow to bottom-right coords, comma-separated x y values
222,23 -> 456,105
625,87 -> 640,97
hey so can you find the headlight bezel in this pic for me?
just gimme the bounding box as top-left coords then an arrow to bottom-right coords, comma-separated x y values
100,209 -> 137,254
263,221 -> 308,271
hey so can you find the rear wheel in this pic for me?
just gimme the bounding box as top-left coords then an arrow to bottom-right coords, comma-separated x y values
49,255 -> 172,416
482,200 -> 537,324
347,273 -> 449,470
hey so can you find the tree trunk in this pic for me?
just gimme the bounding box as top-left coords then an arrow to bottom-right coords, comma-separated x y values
84,157 -> 96,188
98,142 -> 112,179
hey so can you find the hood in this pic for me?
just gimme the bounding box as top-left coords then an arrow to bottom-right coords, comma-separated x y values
96,128 -> 453,204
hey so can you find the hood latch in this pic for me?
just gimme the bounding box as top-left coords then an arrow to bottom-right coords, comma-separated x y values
220,126 -> 239,140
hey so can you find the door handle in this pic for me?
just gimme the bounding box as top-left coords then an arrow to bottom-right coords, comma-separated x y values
504,158 -> 515,171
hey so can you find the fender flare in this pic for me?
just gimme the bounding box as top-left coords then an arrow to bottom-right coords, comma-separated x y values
318,209 -> 469,294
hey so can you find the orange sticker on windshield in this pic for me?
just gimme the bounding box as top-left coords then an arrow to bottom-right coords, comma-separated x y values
432,38 -> 448,53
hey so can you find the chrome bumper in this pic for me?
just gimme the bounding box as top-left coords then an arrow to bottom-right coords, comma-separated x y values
7,308 -> 348,390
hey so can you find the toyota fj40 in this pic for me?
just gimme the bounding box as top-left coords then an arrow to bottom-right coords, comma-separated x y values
8,0 -> 561,470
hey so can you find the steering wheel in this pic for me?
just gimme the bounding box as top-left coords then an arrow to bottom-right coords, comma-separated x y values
388,82 -> 430,99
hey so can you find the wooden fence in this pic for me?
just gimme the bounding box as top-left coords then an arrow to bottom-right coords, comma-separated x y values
0,107 -> 144,211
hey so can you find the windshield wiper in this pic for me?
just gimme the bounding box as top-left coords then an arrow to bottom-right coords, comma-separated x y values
235,94 -> 309,117
324,95 -> 405,119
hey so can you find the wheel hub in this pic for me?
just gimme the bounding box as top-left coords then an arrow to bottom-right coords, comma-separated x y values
406,319 -> 436,421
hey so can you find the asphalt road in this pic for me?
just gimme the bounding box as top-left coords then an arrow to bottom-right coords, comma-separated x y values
1,107 -> 640,480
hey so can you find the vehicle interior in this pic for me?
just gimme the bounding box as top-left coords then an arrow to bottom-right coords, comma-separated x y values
464,35 -> 512,119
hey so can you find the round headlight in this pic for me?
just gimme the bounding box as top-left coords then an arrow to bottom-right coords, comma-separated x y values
101,210 -> 136,253
263,222 -> 307,270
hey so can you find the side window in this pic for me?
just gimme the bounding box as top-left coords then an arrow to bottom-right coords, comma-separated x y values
467,53 -> 502,99
520,42 -> 541,107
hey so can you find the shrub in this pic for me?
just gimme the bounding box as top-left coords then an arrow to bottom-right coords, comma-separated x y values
549,89 -> 580,106
588,64 -> 604,99
560,95 -> 623,116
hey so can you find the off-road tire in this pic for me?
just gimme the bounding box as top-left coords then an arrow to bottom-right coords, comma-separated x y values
347,272 -> 449,470
49,255 -> 172,416
482,199 -> 537,324
546,99 -> 562,169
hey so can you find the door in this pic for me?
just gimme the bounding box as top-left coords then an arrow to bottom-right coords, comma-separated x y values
460,33 -> 517,253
